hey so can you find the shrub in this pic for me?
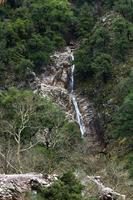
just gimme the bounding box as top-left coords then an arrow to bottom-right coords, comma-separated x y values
39,172 -> 84,200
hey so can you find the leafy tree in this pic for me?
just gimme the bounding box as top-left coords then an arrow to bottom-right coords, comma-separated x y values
0,88 -> 80,173
75,26 -> 111,81
114,0 -> 133,22
30,0 -> 73,36
90,27 -> 110,52
113,92 -> 133,138
76,3 -> 95,37
13,18 -> 34,39
116,69 -> 133,103
75,14 -> 133,81
75,44 -> 93,79
3,21 -> 18,47
0,0 -> 75,82
112,17 -> 133,60
15,58 -> 34,79
91,53 -> 112,82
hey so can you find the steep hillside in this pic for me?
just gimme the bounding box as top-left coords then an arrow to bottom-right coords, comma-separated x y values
74,1 -> 133,198
0,0 -> 133,200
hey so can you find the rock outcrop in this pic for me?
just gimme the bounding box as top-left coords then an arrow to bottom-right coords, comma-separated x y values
81,176 -> 126,200
0,173 -> 57,200
29,46 -> 102,144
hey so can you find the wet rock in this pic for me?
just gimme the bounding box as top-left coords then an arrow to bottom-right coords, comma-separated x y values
29,46 -> 103,143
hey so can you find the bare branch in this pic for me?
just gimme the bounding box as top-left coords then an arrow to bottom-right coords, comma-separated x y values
0,152 -> 19,172
20,141 -> 39,153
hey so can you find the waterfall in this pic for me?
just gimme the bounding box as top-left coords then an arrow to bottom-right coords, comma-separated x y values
70,50 -> 86,137
35,45 -> 86,137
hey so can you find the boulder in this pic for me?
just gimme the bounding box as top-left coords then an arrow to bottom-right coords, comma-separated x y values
0,173 -> 58,200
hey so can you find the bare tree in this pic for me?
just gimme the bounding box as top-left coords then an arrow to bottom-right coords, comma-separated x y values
0,92 -> 41,173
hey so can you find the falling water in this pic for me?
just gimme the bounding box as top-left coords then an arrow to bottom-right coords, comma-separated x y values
69,50 -> 86,137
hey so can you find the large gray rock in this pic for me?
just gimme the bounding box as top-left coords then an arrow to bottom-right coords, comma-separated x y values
0,173 -> 58,200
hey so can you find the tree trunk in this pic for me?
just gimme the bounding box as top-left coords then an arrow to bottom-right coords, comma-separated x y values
16,133 -> 22,173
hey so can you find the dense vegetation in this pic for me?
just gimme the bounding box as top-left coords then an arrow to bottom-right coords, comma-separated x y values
38,172 -> 84,200
0,0 -> 74,85
75,0 -> 133,178
0,88 -> 81,173
0,0 -> 133,199
0,0 -> 79,173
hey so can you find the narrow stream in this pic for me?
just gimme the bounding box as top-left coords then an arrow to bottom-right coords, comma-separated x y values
69,50 -> 86,137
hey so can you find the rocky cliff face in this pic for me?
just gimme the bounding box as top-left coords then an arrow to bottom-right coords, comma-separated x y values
30,47 -> 74,122
29,46 -> 104,149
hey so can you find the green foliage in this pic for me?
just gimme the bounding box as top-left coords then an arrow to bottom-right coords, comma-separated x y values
0,88 -> 81,172
112,17 -> 133,60
16,59 -> 34,79
0,0 -> 74,81
75,25 -> 111,80
75,48 -> 112,82
76,3 -> 95,37
91,53 -> 112,82
75,15 -> 133,81
39,172 -> 84,200
127,155 -> 133,177
73,0 -> 133,180
115,69 -> 133,103
113,92 -> 133,138
30,0 -> 73,34
1,0 -> 132,83
0,87 -> 79,141
90,27 -> 110,51
7,0 -> 23,8
114,0 -> 133,22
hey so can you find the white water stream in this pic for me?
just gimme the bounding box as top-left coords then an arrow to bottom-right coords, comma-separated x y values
70,51 -> 86,137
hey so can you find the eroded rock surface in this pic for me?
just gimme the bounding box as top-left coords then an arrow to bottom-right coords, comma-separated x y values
30,47 -> 101,141
0,173 -> 57,200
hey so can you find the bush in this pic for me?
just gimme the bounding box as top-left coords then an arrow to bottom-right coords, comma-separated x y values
16,58 -> 34,79
76,2 -> 95,37
114,0 -> 133,22
113,92 -> 133,138
112,18 -> 133,60
39,172 -> 84,200
91,53 -> 112,82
